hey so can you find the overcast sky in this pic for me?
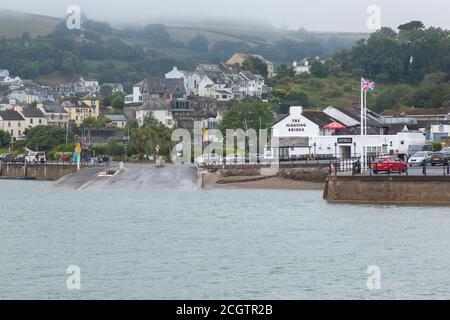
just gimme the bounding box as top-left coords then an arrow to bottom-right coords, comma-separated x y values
0,0 -> 448,32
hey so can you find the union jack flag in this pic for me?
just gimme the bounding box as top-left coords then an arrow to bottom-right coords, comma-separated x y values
361,78 -> 375,91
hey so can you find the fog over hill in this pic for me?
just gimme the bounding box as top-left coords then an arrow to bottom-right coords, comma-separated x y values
1,0 -> 450,32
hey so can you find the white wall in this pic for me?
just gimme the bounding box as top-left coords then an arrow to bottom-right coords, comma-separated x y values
272,106 -> 321,138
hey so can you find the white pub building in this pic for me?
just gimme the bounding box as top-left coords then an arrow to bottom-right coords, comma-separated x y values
270,106 -> 426,160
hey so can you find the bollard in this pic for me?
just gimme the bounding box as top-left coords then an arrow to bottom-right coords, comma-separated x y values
423,163 -> 427,176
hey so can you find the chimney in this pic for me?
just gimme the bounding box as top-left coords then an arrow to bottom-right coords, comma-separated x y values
290,106 -> 303,115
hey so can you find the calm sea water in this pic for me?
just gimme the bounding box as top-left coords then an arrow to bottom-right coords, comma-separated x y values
1,180 -> 450,299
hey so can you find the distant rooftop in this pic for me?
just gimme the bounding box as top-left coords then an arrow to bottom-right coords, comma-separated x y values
0,110 -> 24,121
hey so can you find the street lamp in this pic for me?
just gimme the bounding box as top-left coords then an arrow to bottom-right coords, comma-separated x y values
123,135 -> 130,162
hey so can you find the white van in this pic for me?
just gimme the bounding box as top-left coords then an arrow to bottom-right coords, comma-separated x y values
25,152 -> 47,164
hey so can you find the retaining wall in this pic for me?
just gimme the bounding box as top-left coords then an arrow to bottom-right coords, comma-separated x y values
0,163 -> 78,181
324,176 -> 450,205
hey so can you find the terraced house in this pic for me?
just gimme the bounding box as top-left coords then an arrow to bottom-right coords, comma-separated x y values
0,110 -> 25,141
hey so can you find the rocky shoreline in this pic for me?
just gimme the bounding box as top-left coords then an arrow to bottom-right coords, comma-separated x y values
200,167 -> 327,190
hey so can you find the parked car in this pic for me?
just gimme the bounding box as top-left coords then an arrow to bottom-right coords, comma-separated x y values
430,152 -> 450,166
408,151 -> 433,167
371,156 -> 407,174
407,144 -> 434,157
25,152 -> 46,164
440,147 -> 450,153
0,153 -> 15,163
14,154 -> 26,164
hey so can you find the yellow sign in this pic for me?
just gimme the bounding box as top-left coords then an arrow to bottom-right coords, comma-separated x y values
75,143 -> 81,156
201,128 -> 208,138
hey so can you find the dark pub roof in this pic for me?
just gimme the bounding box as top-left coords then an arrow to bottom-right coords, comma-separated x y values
302,110 -> 341,128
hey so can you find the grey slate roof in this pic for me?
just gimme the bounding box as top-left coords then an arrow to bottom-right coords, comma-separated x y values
0,110 -> 25,121
144,77 -> 186,95
21,108 -> 45,118
104,114 -> 128,122
41,104 -> 67,113
302,110 -> 340,127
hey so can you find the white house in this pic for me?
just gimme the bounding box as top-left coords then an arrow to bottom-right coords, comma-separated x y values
293,57 -> 321,75
135,101 -> 174,128
270,106 -> 425,160
104,114 -> 128,129
37,104 -> 69,128
0,110 -> 26,141
18,107 -> 47,129
165,66 -> 202,96
125,84 -> 144,104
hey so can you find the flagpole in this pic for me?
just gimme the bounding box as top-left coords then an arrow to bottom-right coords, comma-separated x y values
360,79 -> 364,170
364,89 -> 368,170
364,90 -> 367,136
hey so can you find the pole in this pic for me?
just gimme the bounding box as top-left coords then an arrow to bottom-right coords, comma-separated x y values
364,89 -> 368,169
360,80 -> 364,171
364,90 -> 368,136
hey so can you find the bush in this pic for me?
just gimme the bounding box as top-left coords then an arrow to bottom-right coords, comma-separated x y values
433,141 -> 443,151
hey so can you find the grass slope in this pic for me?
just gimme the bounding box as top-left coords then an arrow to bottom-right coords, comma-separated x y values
0,9 -> 60,38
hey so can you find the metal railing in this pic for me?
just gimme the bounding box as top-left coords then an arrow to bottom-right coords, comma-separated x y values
329,158 -> 450,177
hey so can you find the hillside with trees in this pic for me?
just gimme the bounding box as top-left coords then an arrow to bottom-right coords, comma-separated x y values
0,10 -> 362,91
270,21 -> 450,113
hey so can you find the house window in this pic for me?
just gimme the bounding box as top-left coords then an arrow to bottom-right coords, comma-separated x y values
30,119 -> 33,124
10,129 -> 13,135
8,122 -> 11,127
39,119 -> 42,124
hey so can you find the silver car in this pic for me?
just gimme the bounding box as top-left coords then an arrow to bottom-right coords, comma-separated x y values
408,151 -> 433,166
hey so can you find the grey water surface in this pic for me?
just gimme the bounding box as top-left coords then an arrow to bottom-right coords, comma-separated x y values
1,180 -> 449,299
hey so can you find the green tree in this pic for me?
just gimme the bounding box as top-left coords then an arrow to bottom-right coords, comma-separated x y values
100,84 -> 113,96
242,56 -> 268,77
24,126 -> 72,152
82,117 -> 110,128
276,64 -> 295,78
0,130 -> 11,147
187,35 -> 209,52
131,118 -> 173,159
143,24 -> 171,46
219,101 -> 275,133
111,95 -> 125,109
310,60 -> 328,77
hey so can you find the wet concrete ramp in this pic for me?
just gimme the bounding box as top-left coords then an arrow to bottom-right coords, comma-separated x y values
79,164 -> 198,191
52,167 -> 103,189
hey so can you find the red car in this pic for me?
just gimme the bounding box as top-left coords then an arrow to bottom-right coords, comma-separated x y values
371,156 -> 407,174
